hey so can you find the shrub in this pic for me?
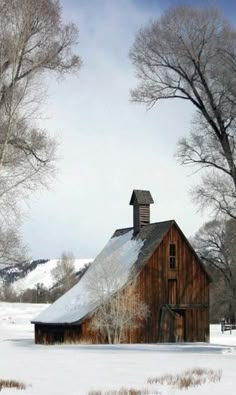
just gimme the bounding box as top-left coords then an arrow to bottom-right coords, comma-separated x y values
87,388 -> 160,395
0,379 -> 27,390
147,368 -> 222,390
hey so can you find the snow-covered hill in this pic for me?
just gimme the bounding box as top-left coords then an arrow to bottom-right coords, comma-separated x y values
0,259 -> 93,291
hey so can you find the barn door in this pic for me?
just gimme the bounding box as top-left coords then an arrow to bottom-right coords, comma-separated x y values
175,313 -> 185,342
168,279 -> 177,304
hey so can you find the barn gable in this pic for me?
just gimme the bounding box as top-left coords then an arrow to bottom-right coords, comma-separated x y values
130,221 -> 210,343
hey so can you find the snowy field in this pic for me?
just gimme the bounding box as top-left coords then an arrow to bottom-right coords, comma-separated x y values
0,303 -> 236,394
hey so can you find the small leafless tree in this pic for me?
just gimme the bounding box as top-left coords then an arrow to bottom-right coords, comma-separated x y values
193,218 -> 236,322
130,5 -> 236,219
91,283 -> 148,344
0,283 -> 18,302
0,0 -> 81,262
0,223 -> 27,265
51,252 -> 77,295
87,253 -> 148,344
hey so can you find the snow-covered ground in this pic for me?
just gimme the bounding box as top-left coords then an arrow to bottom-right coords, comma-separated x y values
12,259 -> 92,292
0,302 -> 236,395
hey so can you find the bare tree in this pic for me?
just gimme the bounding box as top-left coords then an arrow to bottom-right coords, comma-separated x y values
0,223 -> 27,265
87,253 -> 148,344
130,5 -> 236,218
0,0 -> 81,261
51,252 -> 77,295
193,218 -> 236,322
91,283 -> 148,344
0,282 -> 18,302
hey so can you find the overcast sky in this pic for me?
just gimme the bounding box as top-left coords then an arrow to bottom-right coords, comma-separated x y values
22,0 -> 236,260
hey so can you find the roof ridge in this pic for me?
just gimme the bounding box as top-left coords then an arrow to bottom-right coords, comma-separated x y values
114,219 -> 175,233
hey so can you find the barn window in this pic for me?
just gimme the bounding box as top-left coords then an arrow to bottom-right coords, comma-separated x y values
169,243 -> 176,269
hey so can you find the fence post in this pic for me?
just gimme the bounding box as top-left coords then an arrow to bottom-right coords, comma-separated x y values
221,318 -> 225,334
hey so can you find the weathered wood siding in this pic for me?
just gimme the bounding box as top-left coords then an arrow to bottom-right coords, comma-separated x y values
35,317 -> 99,345
127,223 -> 209,343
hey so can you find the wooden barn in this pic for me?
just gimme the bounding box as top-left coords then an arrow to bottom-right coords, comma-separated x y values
32,190 -> 210,344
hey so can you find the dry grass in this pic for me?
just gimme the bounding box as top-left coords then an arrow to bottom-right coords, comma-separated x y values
62,338 -> 93,345
147,368 -> 222,390
87,388 -> 160,395
0,379 -> 27,390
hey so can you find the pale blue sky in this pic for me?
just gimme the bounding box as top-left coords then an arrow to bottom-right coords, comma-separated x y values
22,0 -> 234,259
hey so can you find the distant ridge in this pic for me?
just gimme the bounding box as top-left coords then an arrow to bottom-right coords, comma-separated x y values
0,259 -> 93,291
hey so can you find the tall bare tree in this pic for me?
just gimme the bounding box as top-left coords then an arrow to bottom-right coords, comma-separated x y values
0,0 -> 81,262
51,252 -> 77,295
0,223 -> 26,264
130,5 -> 236,219
193,218 -> 236,322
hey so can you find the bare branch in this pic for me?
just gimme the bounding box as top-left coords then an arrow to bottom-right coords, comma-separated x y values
0,0 -> 81,264
130,5 -> 236,218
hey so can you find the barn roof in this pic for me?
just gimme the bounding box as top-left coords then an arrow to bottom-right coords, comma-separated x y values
33,219 -> 210,325
113,220 -> 173,273
32,220 -> 173,325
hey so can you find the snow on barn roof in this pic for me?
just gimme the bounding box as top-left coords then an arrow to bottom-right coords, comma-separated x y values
33,229 -> 145,324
